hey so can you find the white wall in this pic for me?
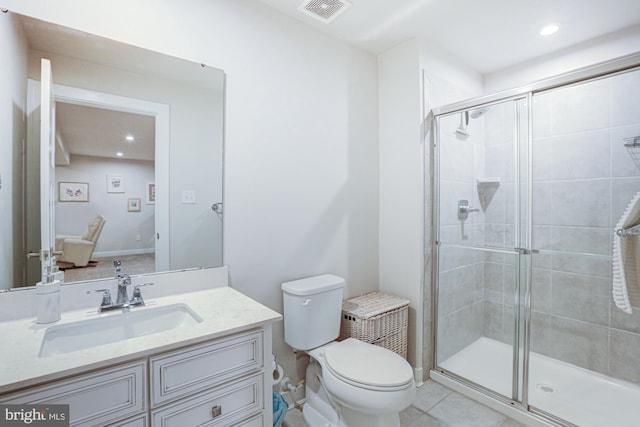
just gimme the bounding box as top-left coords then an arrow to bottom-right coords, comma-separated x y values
55,155 -> 155,254
0,12 -> 28,289
420,44 -> 484,108
378,39 -> 424,372
4,0 -> 380,380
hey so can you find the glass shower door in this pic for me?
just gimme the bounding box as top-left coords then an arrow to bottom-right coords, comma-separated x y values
528,68 -> 640,426
434,97 -> 529,402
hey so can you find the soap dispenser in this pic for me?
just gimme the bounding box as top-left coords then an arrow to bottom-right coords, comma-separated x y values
36,280 -> 61,324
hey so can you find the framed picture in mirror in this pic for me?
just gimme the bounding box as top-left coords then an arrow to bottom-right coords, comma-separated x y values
107,174 -> 125,193
59,182 -> 89,202
128,198 -> 141,212
147,182 -> 156,204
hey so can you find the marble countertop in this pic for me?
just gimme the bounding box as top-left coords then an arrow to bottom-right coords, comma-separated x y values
0,286 -> 282,395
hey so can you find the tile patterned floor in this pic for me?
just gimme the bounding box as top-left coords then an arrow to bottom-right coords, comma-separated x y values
283,380 -> 528,427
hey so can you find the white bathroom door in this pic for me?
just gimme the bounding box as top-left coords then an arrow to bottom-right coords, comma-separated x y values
24,59 -> 57,286
39,58 -> 56,283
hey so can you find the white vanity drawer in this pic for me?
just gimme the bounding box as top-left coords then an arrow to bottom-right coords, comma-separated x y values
150,330 -> 263,406
108,413 -> 148,427
232,413 -> 264,427
0,361 -> 146,427
151,372 -> 264,427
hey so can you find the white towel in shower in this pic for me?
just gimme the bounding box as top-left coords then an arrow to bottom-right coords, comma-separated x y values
613,191 -> 640,314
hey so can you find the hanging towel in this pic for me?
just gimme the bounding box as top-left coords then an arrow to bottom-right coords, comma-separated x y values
613,191 -> 640,314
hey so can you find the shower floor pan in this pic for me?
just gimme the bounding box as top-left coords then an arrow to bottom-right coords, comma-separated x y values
440,337 -> 640,427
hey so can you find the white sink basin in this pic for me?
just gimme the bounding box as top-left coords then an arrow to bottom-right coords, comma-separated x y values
39,303 -> 203,357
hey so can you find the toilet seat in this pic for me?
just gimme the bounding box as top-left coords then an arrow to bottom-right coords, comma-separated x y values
324,338 -> 414,392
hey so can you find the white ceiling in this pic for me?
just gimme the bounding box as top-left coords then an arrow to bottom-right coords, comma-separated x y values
56,103 -> 155,163
256,0 -> 640,74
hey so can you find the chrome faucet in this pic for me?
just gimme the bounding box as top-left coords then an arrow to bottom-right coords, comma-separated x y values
114,260 -> 131,305
114,259 -> 122,275
117,274 -> 131,304
84,260 -> 153,312
86,260 -> 154,313
87,282 -> 154,313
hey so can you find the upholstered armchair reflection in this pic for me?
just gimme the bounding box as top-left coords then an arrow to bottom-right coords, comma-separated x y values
55,215 -> 106,268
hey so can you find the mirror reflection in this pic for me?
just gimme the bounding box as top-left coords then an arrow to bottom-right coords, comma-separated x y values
54,102 -> 157,283
1,12 -> 224,289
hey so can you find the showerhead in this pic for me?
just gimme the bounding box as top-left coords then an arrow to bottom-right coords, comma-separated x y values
456,111 -> 470,137
455,126 -> 470,137
470,107 -> 490,119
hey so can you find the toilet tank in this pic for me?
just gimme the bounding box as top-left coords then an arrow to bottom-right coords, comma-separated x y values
281,274 -> 345,350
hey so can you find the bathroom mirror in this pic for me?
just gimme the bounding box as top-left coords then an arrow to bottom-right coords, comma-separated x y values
1,12 -> 224,289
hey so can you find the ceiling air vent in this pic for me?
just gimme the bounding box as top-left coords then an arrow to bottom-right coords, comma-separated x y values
298,0 -> 352,24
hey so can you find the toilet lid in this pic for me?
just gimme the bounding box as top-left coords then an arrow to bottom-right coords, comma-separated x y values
324,338 -> 413,388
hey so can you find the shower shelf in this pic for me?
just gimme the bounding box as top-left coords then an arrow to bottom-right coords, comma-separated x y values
476,178 -> 500,210
476,177 -> 501,185
624,136 -> 640,171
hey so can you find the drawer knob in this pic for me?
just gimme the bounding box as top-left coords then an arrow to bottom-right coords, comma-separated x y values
211,405 -> 222,418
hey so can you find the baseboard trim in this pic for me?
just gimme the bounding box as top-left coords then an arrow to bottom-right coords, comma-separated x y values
93,248 -> 155,257
413,367 -> 425,386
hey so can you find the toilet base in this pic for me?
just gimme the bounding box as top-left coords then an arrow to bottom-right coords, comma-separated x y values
302,402 -> 400,427
303,361 -> 347,427
302,355 -> 405,427
340,407 -> 400,427
302,401 -> 346,427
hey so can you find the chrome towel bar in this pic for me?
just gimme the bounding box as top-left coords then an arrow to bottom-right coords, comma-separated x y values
616,223 -> 640,237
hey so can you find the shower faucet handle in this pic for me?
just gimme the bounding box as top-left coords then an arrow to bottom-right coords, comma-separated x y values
458,199 -> 479,220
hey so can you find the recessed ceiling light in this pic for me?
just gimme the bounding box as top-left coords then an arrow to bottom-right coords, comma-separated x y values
116,152 -> 124,157
125,135 -> 135,142
539,24 -> 559,36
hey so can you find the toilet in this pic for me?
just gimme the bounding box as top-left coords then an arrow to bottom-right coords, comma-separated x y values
282,275 -> 416,427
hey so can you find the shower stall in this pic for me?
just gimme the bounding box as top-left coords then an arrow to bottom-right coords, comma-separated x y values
430,56 -> 640,427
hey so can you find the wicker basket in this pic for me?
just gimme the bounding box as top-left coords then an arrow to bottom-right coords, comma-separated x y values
340,292 -> 409,359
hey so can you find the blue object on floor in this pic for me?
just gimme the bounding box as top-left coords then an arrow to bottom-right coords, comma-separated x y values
273,390 -> 287,427
273,390 -> 289,427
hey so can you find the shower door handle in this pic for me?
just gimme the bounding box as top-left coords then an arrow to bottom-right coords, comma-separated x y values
458,200 -> 479,220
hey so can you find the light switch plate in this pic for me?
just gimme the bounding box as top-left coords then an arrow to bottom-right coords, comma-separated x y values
181,190 -> 196,204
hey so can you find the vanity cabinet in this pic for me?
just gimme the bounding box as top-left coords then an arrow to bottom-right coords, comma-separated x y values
151,372 -> 264,426
110,414 -> 149,427
149,330 -> 265,426
0,328 -> 271,427
0,361 -> 147,427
